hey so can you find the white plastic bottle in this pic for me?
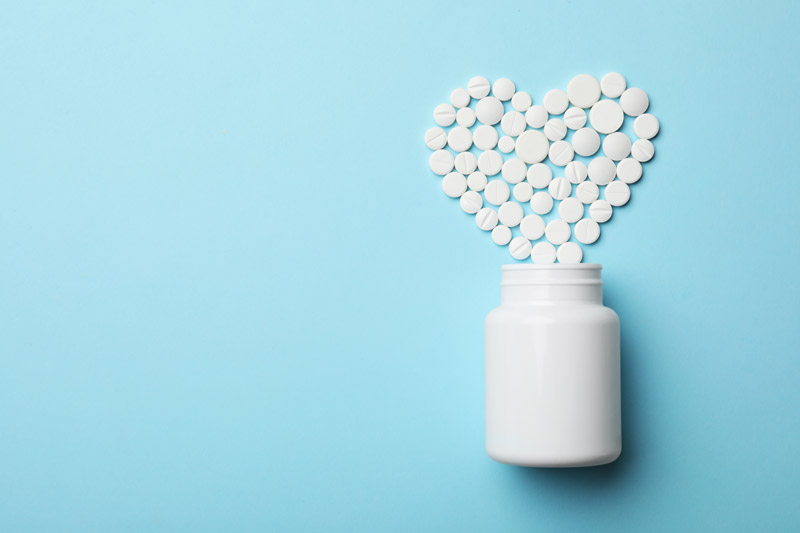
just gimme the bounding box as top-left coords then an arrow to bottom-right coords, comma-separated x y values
485,264 -> 621,467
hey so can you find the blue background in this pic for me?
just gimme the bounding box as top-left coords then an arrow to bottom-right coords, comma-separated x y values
1,1 -> 799,531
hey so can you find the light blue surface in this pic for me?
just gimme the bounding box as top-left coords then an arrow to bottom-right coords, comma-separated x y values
1,1 -> 799,531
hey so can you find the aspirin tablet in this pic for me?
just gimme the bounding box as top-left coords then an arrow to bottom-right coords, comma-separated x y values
589,99 -> 624,134
460,190 -> 483,214
543,89 -> 569,115
429,150 -> 454,175
501,158 -> 527,184
491,224 -> 512,245
478,150 -> 503,175
600,72 -> 626,98
492,78 -> 515,101
513,182 -> 533,202
530,191 -> 554,215
587,157 -> 617,185
475,207 -> 499,231
631,139 -> 654,162
500,111 -> 526,137
476,96 -> 504,125
564,107 -> 587,130
616,158 -> 643,184
467,171 -> 487,191
605,180 -> 631,206
484,179 -> 510,205
520,214 -> 546,240
450,88 -> 470,109
576,181 -> 599,204
425,127 -> 447,150
454,152 -> 478,174
574,218 -> 601,244
498,136 -> 515,153
548,140 -> 574,166
527,163 -> 552,188
545,219 -> 571,245
447,126 -> 473,152
565,161 -> 588,184
511,91 -> 532,112
467,76 -> 491,99
456,107 -> 476,127
566,74 -> 601,108
602,132 -> 632,161
589,200 -> 613,223
442,172 -> 467,198
620,88 -> 649,116
548,177 -> 572,200
473,124 -> 499,150
509,237 -> 532,260
515,130 -> 550,164
558,197 -> 584,223
633,113 -> 659,139
531,242 -> 557,264
525,105 -> 548,128
572,128 -> 601,157
557,242 -> 583,264
433,103 -> 456,127
498,201 -> 524,227
544,118 -> 567,141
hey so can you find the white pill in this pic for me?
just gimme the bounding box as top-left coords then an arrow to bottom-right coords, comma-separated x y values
429,150 -> 454,175
511,91 -> 532,112
571,127 -> 601,156
620,87 -> 649,116
564,107 -> 587,130
475,207 -> 499,231
447,126 -> 473,152
548,177 -> 571,200
520,214 -> 545,240
548,140 -> 574,166
467,171 -> 487,191
605,180 -> 631,206
589,99 -> 624,134
478,150 -> 503,175
544,118 -> 567,141
501,111 -> 526,137
454,152 -> 478,174
492,224 -> 512,245
476,96 -> 504,125
587,157 -> 616,185
617,158 -> 643,184
498,136 -> 515,153
513,182 -> 533,202
473,124 -> 498,150
558,197 -> 584,223
557,242 -> 583,264
460,190 -> 483,214
456,107 -> 476,127
545,219 -> 571,245
515,130 -> 550,164
602,132 -> 632,161
531,242 -> 557,264
600,72 -> 626,98
530,191 -> 553,215
525,105 -> 548,128
450,88 -> 470,109
543,89 -> 569,115
492,78 -> 515,101
442,172 -> 467,198
501,158 -> 527,184
589,200 -> 613,223
567,74 -> 601,108
509,237 -> 532,260
498,201 -> 524,227
631,139 -> 654,162
565,161 -> 588,184
576,181 -> 599,204
484,179 -> 510,205
433,103 -> 456,127
467,76 -> 491,99
633,113 -> 659,139
425,127 -> 447,150
527,163 -> 552,188
575,218 -> 601,244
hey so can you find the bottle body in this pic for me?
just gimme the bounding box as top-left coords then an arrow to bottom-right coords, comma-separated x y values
485,264 -> 621,467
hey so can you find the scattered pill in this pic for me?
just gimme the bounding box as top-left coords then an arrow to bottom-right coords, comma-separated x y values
429,150 -> 454,175
620,87 -> 649,116
476,96 -> 504,125
530,191 -> 554,214
631,139 -> 654,162
498,136 -> 515,153
484,179 -> 510,205
434,103 -> 456,127
498,201 -> 524,227
587,156 -> 617,185
633,113 -> 659,139
602,132 -> 632,161
605,180 -> 631,206
492,224 -> 512,245
548,140 -> 574,166
515,130 -> 550,164
511,91 -> 532,112
589,199 -> 613,223
473,124 -> 498,150
442,172 -> 467,198
501,111 -> 526,136
543,89 -> 569,115
531,242 -> 557,263
467,76 -> 491,98
475,207 -> 499,230
564,107 -> 587,130
520,214 -> 546,240
478,150 -> 503,175
544,118 -> 567,141
513,182 -> 533,202
467,171 -> 487,191
525,105 -> 548,128
527,163 -> 552,188
574,218 -> 601,244
571,127 -> 601,156
565,161 -> 588,184
589,99 -> 624,134
501,158 -> 527,184
460,190 -> 483,214
576,181 -> 599,204
456,107 -> 476,127
425,127 -> 447,150
454,152 -> 478,174
548,177 -> 572,200
558,197 -> 584,223
567,74 -> 601,108
557,242 -> 583,264
616,158 -> 643,184
509,236 -> 532,260
450,88 -> 470,108
493,78 -> 515,101
447,126 -> 473,152
600,72 -> 626,98
545,219 -> 571,245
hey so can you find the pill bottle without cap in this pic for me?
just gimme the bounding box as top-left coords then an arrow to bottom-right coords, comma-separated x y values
485,264 -> 621,467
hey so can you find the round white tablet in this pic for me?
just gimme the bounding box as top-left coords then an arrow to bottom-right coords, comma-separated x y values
475,207 -> 499,231
492,78 -> 515,101
491,224 -> 512,245
587,157 -> 616,185
558,197 -> 584,223
530,191 -> 553,215
589,200 -> 613,223
498,201 -> 524,227
520,214 -> 545,240
425,127 -> 447,150
557,242 -> 583,264
501,158 -> 527,184
525,105 -> 548,128
511,91 -> 532,112
620,88 -> 649,116
442,172 -> 467,198
456,107 -> 476,127
548,140 -> 574,166
631,139 -> 654,162
572,127 -> 601,156
543,89 -> 569,115
566,74 -> 601,108
565,161 -> 588,184
478,150 -> 503,175
473,124 -> 498,150
564,107 -> 587,130
476,96 -> 504,125
515,130 -> 550,164
589,99 -> 624,134
500,111 -> 526,137
633,113 -> 659,139
484,179 -> 510,205
602,132 -> 632,161
509,237 -> 532,260
460,190 -> 483,214
429,150 -> 454,175
576,181 -> 599,204
447,126 -> 473,152
513,182 -> 533,202
605,180 -> 631,206
544,118 -> 567,141
467,171 -> 487,191
616,158 -> 643,184
498,136 -> 515,153
454,152 -> 478,174
531,242 -> 557,264
545,219 -> 571,245
600,72 -> 626,98
467,76 -> 491,99
574,218 -> 601,244
450,88 -> 470,109
527,163 -> 552,188
433,103 -> 456,127
548,177 -> 572,200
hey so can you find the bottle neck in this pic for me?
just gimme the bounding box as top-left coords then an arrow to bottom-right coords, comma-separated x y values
500,264 -> 603,305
